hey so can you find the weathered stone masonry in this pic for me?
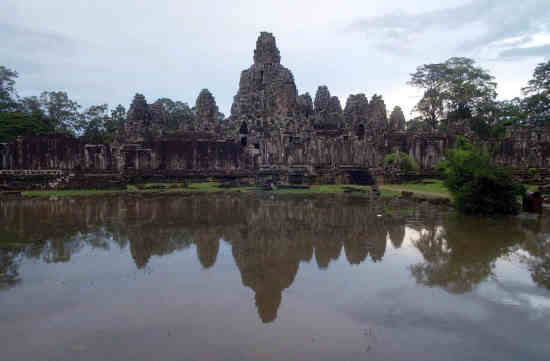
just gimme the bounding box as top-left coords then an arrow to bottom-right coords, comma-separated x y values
1,32 -> 549,189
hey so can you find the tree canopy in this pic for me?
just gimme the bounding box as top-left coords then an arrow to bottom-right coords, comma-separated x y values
409,57 -> 497,129
521,60 -> 550,125
0,66 -> 19,112
0,66 -> 129,143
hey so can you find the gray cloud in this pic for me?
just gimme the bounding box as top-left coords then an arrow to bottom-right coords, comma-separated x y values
0,22 -> 77,54
499,44 -> 550,58
349,0 -> 550,58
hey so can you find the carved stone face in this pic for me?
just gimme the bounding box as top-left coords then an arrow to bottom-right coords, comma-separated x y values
253,32 -> 281,65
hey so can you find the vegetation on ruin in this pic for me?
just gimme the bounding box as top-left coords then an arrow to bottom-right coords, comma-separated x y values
383,152 -> 418,173
437,137 -> 525,215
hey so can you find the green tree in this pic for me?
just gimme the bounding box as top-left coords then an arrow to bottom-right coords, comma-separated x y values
437,137 -> 524,215
522,60 -> 550,96
0,66 -> 19,112
489,98 -> 528,138
110,104 -> 126,126
153,98 -> 195,130
406,116 -> 429,132
518,60 -> 550,125
106,104 -> 126,139
39,91 -> 83,134
0,112 -> 53,142
81,104 -> 110,143
409,57 -> 497,129
521,61 -> 550,126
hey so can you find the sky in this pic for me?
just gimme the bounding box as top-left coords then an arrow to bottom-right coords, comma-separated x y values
1,0 -> 549,119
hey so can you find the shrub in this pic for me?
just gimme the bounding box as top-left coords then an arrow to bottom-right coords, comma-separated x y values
437,137 -> 525,214
384,152 -> 418,173
527,168 -> 538,178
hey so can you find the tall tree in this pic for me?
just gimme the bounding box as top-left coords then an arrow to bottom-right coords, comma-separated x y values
107,104 -> 126,136
409,57 -> 497,129
522,60 -> 550,125
0,112 -> 52,142
0,66 -> 19,112
81,104 -> 110,143
39,91 -> 83,134
153,98 -> 195,130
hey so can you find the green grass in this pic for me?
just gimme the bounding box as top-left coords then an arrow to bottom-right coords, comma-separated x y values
19,181 -> 457,199
21,182 -> 256,198
523,184 -> 539,192
273,184 -> 358,194
16,178 -> 544,200
380,179 -> 541,200
19,183 -> 385,198
184,182 -> 255,193
379,179 -> 452,198
379,188 -> 400,198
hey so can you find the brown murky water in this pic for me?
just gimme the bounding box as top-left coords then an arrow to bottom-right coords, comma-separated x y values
1,194 -> 549,361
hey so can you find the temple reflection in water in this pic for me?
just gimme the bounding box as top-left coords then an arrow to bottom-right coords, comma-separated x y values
1,195 -> 549,322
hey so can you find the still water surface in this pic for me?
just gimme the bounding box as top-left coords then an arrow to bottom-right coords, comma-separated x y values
1,194 -> 549,361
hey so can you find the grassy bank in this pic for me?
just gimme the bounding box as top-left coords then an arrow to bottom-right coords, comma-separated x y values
21,182 -> 254,198
379,179 -> 540,200
19,183 -> 395,198
16,179 -> 448,200
379,179 -> 452,199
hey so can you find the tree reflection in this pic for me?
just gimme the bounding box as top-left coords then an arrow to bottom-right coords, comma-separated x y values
520,228 -> 550,290
410,214 -> 530,293
0,246 -> 22,289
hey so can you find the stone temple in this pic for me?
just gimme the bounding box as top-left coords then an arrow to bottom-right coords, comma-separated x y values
1,32 -> 550,189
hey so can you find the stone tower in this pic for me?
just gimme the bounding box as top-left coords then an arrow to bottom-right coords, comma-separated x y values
344,94 -> 369,128
389,106 -> 406,130
313,86 -> 344,129
195,89 -> 219,133
367,94 -> 388,131
121,93 -> 153,142
230,32 -> 299,129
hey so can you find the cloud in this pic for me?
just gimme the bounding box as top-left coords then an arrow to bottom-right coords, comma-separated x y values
499,44 -> 550,58
349,0 -> 550,58
0,22 -> 77,56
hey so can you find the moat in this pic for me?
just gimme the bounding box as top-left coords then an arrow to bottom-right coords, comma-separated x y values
1,194 -> 550,361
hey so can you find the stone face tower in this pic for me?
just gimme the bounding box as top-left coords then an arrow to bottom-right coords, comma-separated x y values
195,89 -> 219,132
389,106 -> 406,130
253,32 -> 281,65
121,93 -> 153,142
344,94 -> 369,128
230,32 -> 298,129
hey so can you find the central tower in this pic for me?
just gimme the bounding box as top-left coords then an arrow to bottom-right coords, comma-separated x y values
230,32 -> 299,129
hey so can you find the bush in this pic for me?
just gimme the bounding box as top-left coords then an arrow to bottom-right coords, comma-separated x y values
384,152 -> 418,173
437,137 -> 525,214
527,168 -> 538,178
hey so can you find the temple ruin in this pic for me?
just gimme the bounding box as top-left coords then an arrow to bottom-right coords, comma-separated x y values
1,31 -> 550,189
